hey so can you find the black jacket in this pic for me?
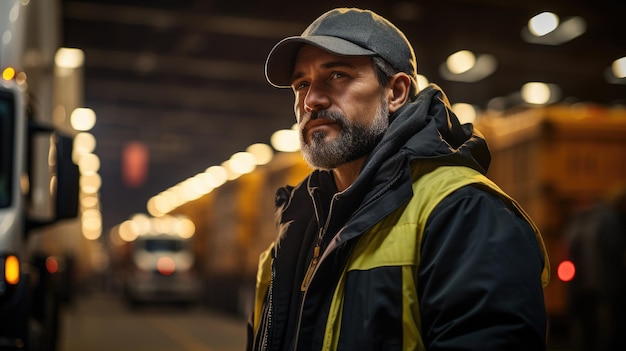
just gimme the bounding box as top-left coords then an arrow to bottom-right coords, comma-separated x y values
248,85 -> 548,350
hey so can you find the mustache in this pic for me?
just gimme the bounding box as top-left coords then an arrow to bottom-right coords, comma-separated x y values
301,109 -> 346,127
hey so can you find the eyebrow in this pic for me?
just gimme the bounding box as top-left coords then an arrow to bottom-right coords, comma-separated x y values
290,60 -> 359,83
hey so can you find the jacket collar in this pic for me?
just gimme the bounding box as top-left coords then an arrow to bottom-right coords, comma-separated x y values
280,84 -> 492,247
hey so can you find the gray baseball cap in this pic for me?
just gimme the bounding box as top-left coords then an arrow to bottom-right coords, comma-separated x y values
265,8 -> 418,95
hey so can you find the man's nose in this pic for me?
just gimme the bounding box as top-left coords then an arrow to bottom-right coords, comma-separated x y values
304,82 -> 330,113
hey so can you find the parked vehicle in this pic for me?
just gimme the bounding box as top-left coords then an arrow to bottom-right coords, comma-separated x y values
0,64 -> 78,351
1,1 -> 81,349
124,233 -> 201,306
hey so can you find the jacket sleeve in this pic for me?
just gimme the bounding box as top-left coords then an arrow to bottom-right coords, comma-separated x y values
417,185 -> 547,351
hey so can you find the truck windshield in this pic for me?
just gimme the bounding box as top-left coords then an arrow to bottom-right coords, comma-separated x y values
0,89 -> 15,209
140,238 -> 186,252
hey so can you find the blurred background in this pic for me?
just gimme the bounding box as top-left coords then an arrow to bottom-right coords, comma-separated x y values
61,0 -> 625,231
1,0 -> 624,350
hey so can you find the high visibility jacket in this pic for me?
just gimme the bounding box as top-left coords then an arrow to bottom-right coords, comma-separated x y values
250,165 -> 549,350
248,85 -> 550,351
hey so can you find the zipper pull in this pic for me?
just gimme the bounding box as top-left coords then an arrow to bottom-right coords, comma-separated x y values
301,245 -> 320,292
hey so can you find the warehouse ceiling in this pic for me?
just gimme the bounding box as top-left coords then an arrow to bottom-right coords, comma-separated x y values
60,0 -> 625,229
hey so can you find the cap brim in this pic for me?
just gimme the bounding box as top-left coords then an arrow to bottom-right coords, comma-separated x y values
265,36 -> 376,88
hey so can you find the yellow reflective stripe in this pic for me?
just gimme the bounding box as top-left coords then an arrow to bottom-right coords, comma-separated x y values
253,243 -> 274,331
348,221 -> 419,270
323,269 -> 347,351
402,265 -> 424,351
347,166 -> 486,272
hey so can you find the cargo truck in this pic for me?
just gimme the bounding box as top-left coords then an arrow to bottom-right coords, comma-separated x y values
1,71 -> 79,351
1,0 -> 80,349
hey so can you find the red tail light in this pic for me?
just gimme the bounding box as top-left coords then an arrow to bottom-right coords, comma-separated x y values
157,257 -> 175,276
46,257 -> 59,274
557,260 -> 575,282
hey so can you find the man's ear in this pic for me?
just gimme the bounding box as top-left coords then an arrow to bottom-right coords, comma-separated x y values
387,73 -> 412,113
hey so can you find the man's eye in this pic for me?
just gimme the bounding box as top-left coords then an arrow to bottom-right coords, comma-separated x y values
293,81 -> 309,90
330,72 -> 346,80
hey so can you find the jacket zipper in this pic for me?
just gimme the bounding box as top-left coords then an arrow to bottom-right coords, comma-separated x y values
291,168 -> 405,350
292,190 -> 338,350
261,251 -> 276,351
300,244 -> 320,291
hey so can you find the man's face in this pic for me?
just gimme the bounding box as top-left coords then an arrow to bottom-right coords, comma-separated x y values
290,45 -> 389,170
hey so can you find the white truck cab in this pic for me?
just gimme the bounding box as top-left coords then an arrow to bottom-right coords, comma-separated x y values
1,0 -> 80,349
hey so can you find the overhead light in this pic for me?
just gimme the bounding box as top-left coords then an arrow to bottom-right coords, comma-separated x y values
446,50 -> 476,74
246,143 -> 273,165
522,14 -> 586,45
451,103 -> 478,124
604,56 -> 626,85
228,151 -> 256,175
521,82 -> 561,105
612,57 -> 626,79
204,166 -> 228,187
221,160 -> 241,181
271,128 -> 300,152
528,12 -> 559,36
416,74 -> 430,90
70,108 -> 96,131
54,48 -> 85,69
440,50 -> 497,82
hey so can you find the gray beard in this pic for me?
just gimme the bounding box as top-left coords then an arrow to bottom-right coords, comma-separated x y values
300,99 -> 389,170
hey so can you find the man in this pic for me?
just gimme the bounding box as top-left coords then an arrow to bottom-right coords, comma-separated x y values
248,8 -> 550,351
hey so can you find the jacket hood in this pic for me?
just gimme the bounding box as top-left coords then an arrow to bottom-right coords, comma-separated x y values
371,84 -> 489,175
302,84 -> 491,245
338,84 -> 490,203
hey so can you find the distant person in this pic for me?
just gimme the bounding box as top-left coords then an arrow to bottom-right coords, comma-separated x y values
247,8 -> 550,350
595,185 -> 626,350
565,203 -> 604,350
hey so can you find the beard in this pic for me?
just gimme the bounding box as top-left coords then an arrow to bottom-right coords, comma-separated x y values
300,97 -> 389,170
